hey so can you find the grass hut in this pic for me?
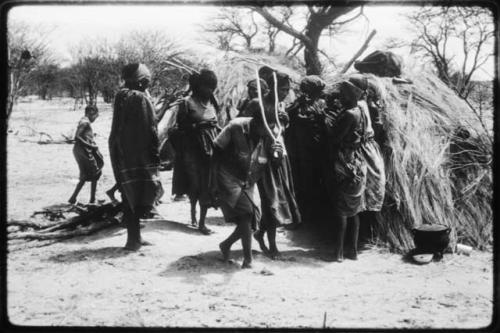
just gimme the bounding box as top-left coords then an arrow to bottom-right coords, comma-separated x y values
195,50 -> 493,253
327,71 -> 492,252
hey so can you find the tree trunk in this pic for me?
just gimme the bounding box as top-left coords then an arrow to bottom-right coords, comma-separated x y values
245,36 -> 252,49
304,26 -> 322,75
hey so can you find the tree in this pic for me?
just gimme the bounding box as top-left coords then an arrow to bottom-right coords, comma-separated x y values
28,64 -> 60,100
7,20 -> 54,121
252,5 -> 364,75
115,29 -> 188,97
263,7 -> 295,54
204,8 -> 259,51
70,39 -> 120,105
407,6 -> 494,98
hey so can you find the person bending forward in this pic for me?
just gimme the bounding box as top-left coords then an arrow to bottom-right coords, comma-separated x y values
212,108 -> 284,268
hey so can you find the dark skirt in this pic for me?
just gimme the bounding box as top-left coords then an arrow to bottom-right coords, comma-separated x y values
171,127 -> 218,207
73,143 -> 103,181
360,138 -> 385,212
258,155 -> 302,229
328,146 -> 367,218
219,188 -> 261,230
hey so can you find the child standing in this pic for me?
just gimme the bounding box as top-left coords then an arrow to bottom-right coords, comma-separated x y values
68,105 -> 104,204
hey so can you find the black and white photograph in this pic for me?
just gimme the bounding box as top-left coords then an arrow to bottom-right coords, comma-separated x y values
2,0 -> 496,329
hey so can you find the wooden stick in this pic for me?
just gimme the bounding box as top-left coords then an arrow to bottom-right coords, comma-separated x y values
8,220 -> 117,241
170,58 -> 199,74
255,69 -> 276,142
7,220 -> 46,230
340,29 -> 377,74
271,71 -> 283,136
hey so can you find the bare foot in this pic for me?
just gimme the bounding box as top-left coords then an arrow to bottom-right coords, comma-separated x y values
268,249 -> 281,260
219,242 -> 230,262
241,260 -> 252,269
321,253 -> 343,263
253,231 -> 269,253
124,241 -> 142,251
140,239 -> 152,246
344,250 -> 358,260
173,194 -> 187,202
198,226 -> 213,235
106,190 -> 119,205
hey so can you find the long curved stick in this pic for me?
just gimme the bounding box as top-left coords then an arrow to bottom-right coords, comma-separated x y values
271,71 -> 283,137
255,69 -> 276,143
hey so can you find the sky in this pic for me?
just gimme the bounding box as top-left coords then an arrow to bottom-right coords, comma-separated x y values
8,3 -> 495,80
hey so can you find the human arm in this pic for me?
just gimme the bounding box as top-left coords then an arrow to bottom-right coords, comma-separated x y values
325,108 -> 356,145
74,121 -> 98,150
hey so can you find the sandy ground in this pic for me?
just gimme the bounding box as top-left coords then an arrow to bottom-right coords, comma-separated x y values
6,98 -> 494,329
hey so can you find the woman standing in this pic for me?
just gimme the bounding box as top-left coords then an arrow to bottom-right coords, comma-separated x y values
170,69 -> 220,234
285,75 -> 329,224
250,71 -> 302,258
109,63 -> 163,251
68,105 -> 104,204
324,81 -> 369,262
347,75 -> 386,214
236,78 -> 269,117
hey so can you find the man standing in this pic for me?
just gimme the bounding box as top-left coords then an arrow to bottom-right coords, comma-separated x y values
109,63 -> 163,251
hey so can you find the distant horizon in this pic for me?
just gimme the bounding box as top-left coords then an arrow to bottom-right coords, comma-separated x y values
7,3 -> 495,81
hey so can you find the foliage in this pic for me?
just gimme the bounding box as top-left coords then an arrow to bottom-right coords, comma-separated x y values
115,29 -> 192,98
203,8 -> 259,50
7,19 -> 54,120
407,6 -> 494,98
253,5 -> 365,75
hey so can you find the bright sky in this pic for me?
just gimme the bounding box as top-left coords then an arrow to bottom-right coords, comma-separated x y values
8,4 -> 494,80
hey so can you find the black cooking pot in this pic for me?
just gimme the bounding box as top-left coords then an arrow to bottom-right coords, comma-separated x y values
412,224 -> 451,253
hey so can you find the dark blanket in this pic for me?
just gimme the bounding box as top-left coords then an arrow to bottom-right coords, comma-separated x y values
109,88 -> 163,213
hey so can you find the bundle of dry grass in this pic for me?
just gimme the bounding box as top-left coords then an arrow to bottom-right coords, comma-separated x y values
340,71 -> 493,252
195,49 -> 492,252
206,51 -> 303,124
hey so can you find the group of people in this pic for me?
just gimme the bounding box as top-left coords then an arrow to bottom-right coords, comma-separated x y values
68,62 -> 386,267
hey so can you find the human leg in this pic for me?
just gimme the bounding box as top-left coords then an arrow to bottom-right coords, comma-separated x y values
239,216 -> 253,268
253,216 -> 269,254
190,197 -> 198,226
334,216 -> 347,262
198,204 -> 212,235
68,180 -> 85,204
122,196 -> 150,251
266,223 -> 279,258
219,223 -> 243,262
106,183 -> 120,204
345,215 -> 360,260
89,180 -> 97,203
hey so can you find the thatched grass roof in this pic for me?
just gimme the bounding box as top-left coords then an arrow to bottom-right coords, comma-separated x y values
193,51 -> 492,252
329,70 -> 492,251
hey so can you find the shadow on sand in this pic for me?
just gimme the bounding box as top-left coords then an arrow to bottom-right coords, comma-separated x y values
46,246 -> 132,263
158,250 -> 241,284
159,245 -> 327,285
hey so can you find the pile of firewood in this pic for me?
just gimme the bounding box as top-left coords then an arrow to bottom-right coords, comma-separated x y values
8,203 -> 123,251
